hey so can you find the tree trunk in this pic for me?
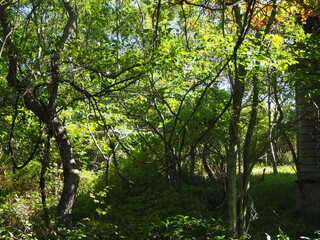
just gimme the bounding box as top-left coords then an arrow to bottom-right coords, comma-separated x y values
270,140 -> 278,173
0,1 -> 80,228
201,153 -> 215,181
53,118 -> 80,227
40,133 -> 51,226
22,83 -> 80,228
189,150 -> 196,176
239,79 -> 259,235
226,64 -> 245,238
268,84 -> 278,173
226,127 -> 238,238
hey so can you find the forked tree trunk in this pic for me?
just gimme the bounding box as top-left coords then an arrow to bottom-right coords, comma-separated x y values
23,89 -> 80,227
0,1 -> 80,227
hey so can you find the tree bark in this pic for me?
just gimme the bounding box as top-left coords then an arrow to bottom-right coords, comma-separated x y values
239,78 -> 259,235
226,121 -> 239,238
53,118 -> 80,227
201,152 -> 215,181
268,83 -> 278,173
40,133 -> 51,226
226,64 -> 245,238
189,150 -> 195,176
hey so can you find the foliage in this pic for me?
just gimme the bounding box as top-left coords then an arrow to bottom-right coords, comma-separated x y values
1,166 -> 320,239
0,0 -> 320,238
149,215 -> 228,240
54,221 -> 125,240
0,191 -> 41,239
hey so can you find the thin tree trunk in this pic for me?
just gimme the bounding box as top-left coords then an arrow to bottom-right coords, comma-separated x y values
268,84 -> 278,173
239,78 -> 259,235
189,150 -> 195,176
225,0 -> 248,234
201,153 -> 215,181
270,140 -> 278,173
40,133 -> 51,226
226,129 -> 238,238
226,64 -> 245,238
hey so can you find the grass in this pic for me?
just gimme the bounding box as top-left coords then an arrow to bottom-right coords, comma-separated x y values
249,165 -> 320,239
1,164 -> 320,239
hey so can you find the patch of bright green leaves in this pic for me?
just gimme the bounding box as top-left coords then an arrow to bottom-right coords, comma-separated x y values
149,215 -> 228,240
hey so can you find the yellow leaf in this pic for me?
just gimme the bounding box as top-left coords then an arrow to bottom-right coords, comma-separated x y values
272,34 -> 283,48
203,34 -> 211,41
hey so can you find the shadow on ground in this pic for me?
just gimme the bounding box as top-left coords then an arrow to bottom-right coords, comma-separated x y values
249,172 -> 320,239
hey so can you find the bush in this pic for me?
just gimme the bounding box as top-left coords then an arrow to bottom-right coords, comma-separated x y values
0,192 -> 37,239
149,215 -> 227,240
53,220 -> 125,240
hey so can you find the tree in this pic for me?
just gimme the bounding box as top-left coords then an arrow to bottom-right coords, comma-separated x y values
0,0 -> 80,226
0,0 -> 147,226
0,0 -> 313,236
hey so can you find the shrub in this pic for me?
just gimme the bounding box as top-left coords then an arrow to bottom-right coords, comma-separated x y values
53,220 -> 125,240
148,215 -> 227,240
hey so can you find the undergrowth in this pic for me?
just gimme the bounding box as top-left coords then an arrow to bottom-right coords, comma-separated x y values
250,166 -> 320,239
1,165 -> 320,239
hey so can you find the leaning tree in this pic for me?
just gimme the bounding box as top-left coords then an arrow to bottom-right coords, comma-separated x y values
0,0 -> 147,226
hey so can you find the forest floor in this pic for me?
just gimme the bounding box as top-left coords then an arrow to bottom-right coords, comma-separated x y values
250,165 -> 320,239
1,165 -> 320,239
